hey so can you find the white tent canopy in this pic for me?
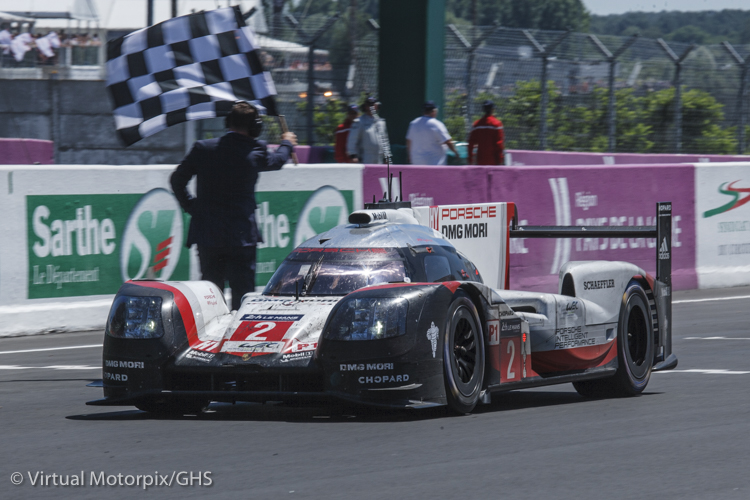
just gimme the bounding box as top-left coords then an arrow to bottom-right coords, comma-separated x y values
0,11 -> 34,22
256,34 -> 328,56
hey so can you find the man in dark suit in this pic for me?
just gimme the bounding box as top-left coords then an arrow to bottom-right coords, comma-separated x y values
170,102 -> 297,310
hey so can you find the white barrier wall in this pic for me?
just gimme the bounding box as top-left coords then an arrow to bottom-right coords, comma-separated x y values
2,161 -> 749,336
695,163 -> 750,288
0,164 -> 362,336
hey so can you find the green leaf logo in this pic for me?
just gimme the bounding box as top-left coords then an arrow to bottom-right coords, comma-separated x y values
294,186 -> 350,247
120,189 -> 183,282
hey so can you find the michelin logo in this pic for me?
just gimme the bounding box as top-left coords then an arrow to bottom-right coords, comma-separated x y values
426,322 -> 439,358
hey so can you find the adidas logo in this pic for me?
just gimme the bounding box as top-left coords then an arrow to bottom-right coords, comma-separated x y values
659,237 -> 670,260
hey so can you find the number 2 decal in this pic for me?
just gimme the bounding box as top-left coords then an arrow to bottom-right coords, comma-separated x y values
506,340 -> 516,380
244,322 -> 276,341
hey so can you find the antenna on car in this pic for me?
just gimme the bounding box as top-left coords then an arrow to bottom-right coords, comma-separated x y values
365,168 -> 411,209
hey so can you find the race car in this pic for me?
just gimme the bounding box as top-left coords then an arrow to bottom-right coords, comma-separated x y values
88,195 -> 677,415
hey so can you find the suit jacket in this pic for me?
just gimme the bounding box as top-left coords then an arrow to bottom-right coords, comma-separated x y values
170,132 -> 293,248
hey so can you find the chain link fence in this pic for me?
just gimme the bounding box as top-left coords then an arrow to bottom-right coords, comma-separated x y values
256,20 -> 749,155
446,26 -> 750,154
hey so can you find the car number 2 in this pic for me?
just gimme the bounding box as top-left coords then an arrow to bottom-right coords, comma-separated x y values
230,320 -> 294,343
245,322 -> 276,341
500,337 -> 522,383
507,340 -> 516,379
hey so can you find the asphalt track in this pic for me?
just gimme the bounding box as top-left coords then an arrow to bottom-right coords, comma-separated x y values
1,287 -> 750,500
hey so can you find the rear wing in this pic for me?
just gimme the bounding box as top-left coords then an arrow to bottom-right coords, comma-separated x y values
414,201 -> 674,371
510,202 -> 674,370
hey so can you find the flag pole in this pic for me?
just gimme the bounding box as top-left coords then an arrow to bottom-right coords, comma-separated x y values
278,115 -> 298,165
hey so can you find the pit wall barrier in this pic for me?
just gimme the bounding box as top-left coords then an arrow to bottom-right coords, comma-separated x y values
0,139 -> 54,165
505,149 -> 750,167
281,146 -> 748,167
1,162 -> 747,336
364,162 -> 749,293
0,164 -> 363,336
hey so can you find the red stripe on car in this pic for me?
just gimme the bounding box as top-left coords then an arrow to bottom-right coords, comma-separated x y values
128,281 -> 198,347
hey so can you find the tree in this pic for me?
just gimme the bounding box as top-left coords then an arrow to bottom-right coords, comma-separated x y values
666,25 -> 711,44
447,0 -> 590,31
297,96 -> 349,144
500,80 -> 559,150
458,82 -> 739,154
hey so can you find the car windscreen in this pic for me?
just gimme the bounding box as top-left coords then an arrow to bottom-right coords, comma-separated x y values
263,248 -> 406,296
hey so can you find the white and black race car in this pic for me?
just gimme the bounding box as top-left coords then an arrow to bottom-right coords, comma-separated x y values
88,194 -> 676,414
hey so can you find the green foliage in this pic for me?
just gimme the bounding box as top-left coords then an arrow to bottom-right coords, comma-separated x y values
589,9 -> 750,44
296,96 -> 349,145
445,81 -> 740,154
444,90 -> 468,140
665,25 -> 711,44
447,0 -> 590,31
261,116 -> 283,144
500,80 -> 559,150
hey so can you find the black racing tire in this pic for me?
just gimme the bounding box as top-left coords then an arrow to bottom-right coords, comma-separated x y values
574,281 -> 654,398
443,293 -> 485,414
136,398 -> 210,416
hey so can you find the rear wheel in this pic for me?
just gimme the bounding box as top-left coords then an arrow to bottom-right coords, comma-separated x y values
443,293 -> 485,414
574,282 -> 654,398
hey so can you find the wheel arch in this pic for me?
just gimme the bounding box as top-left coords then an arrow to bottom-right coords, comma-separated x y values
454,283 -> 492,390
630,274 -> 661,363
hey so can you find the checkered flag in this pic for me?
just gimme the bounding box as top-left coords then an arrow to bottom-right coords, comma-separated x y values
106,6 -> 278,146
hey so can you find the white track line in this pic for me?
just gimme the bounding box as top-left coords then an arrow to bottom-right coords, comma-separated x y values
0,365 -> 99,370
674,295 -> 750,304
0,344 -> 101,355
655,369 -> 750,375
684,337 -> 750,340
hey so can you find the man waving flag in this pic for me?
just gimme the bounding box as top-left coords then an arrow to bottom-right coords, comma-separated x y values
106,6 -> 278,146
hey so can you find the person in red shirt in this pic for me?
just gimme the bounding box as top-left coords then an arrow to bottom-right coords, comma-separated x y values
334,105 -> 359,163
468,100 -> 505,165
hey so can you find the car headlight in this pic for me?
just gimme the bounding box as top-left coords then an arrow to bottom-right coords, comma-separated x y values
106,295 -> 164,339
324,297 -> 408,341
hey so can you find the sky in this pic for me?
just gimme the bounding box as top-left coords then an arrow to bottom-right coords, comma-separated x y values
1,0 -> 749,29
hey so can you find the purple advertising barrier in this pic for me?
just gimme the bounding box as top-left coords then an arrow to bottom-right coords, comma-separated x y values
0,139 -> 54,165
362,165 -> 490,208
270,145 -> 312,163
506,149 -> 749,167
489,165 -> 697,292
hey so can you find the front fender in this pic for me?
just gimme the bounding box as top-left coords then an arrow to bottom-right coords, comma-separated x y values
317,282 -> 458,407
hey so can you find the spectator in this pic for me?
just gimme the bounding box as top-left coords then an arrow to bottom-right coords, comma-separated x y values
347,96 -> 388,164
170,102 -> 297,311
334,104 -> 358,163
468,100 -> 505,165
10,32 -> 32,62
406,100 -> 458,165
0,28 -> 11,57
35,33 -> 55,64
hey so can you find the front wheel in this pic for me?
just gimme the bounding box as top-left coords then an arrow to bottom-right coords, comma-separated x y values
574,282 -> 654,398
443,294 -> 485,414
